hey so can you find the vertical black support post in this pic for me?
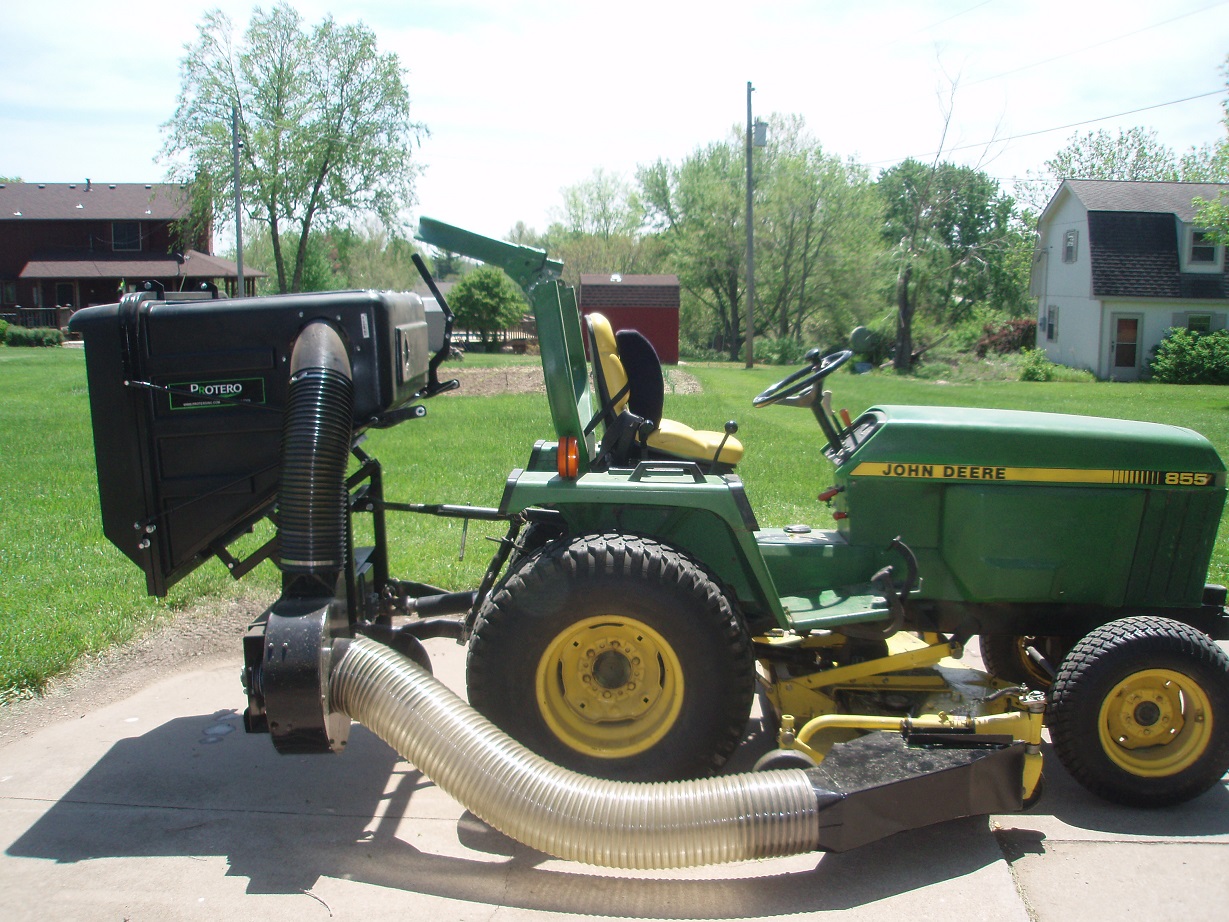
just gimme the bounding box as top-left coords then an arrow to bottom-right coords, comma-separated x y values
368,459 -> 390,594
745,81 -> 755,370
232,104 -> 245,299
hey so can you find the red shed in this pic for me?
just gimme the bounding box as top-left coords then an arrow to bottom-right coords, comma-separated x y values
578,273 -> 680,364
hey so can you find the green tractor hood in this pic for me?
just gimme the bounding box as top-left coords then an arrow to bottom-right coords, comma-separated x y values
834,405 -> 1227,611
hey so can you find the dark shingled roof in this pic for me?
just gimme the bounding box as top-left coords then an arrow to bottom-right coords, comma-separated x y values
1054,180 -> 1229,301
1088,212 -> 1180,298
0,182 -> 191,221
19,249 -> 262,280
1062,179 -> 1229,222
579,274 -> 680,309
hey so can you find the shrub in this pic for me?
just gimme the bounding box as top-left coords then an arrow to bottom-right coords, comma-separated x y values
755,337 -> 808,366
5,326 -> 64,347
1149,328 -> 1229,385
976,318 -> 1037,357
0,319 -> 7,343
678,343 -> 726,362
1018,348 -> 1056,382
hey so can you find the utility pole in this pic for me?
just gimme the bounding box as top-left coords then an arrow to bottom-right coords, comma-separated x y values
232,105 -> 245,298
744,82 -> 755,369
744,84 -> 767,369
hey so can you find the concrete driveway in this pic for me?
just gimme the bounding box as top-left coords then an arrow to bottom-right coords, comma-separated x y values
1,633 -> 1227,921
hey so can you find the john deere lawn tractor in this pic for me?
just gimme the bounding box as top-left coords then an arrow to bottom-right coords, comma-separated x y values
408,219 -> 1229,811
68,221 -> 1229,870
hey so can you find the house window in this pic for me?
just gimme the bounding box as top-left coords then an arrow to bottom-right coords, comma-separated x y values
1,280 -> 15,305
1046,305 -> 1059,342
1190,231 -> 1216,264
55,282 -> 76,307
1062,230 -> 1078,264
1188,314 -> 1212,333
1181,226 -> 1224,272
112,221 -> 141,251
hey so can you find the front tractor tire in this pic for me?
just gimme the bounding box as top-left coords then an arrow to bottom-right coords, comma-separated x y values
466,533 -> 755,781
1048,616 -> 1229,807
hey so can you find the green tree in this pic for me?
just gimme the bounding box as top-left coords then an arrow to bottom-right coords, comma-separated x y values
1193,54 -> 1229,242
557,167 -> 644,240
639,142 -> 747,359
505,221 -> 544,247
429,249 -> 464,281
1017,127 -> 1185,214
449,266 -> 526,348
162,4 -> 425,293
754,116 -> 885,347
1048,127 -> 1180,181
536,169 -> 658,283
329,220 -> 423,290
878,160 -> 1022,370
877,158 -> 936,371
240,223 -> 342,294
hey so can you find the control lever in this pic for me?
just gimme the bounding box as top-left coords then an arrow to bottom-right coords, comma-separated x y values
712,420 -> 738,466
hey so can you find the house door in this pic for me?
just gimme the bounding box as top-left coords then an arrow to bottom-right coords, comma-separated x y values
1109,313 -> 1142,381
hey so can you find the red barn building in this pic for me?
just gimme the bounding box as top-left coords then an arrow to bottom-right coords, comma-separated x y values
578,273 -> 680,364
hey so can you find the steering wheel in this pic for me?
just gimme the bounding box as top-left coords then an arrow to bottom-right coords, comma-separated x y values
753,349 -> 853,407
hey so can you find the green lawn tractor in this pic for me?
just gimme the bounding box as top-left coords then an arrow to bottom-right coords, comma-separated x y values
416,218 -> 1229,811
67,222 -> 1229,871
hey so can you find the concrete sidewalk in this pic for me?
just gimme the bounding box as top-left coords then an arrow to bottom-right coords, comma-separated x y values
1,636 -> 1226,921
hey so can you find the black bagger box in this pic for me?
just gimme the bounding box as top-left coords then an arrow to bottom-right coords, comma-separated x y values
70,289 -> 430,596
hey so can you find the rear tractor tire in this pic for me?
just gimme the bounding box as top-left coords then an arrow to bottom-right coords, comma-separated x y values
466,533 -> 756,781
1047,616 -> 1229,807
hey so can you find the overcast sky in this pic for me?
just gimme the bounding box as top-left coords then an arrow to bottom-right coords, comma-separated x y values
3,0 -> 1227,243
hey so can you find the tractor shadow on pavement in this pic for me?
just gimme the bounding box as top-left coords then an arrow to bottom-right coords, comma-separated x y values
8,709 -> 1026,918
1013,742 -> 1229,838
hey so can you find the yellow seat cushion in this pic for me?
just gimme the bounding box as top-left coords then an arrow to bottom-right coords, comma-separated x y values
588,311 -> 743,466
646,418 -> 744,465
589,314 -> 631,413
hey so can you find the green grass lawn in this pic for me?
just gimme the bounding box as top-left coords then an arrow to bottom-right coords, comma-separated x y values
2,346 -> 1227,700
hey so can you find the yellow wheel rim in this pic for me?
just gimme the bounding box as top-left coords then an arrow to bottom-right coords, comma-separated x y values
1098,668 -> 1213,777
535,615 -> 684,759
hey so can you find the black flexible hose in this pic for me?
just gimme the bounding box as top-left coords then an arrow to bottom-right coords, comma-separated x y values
276,323 -> 354,584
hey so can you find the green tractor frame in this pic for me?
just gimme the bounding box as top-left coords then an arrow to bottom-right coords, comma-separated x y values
68,220 -> 1229,869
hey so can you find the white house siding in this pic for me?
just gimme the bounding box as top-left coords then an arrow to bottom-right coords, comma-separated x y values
1099,299 -> 1229,381
1034,190 -> 1096,370
1033,181 -> 1229,380
1043,294 -> 1101,373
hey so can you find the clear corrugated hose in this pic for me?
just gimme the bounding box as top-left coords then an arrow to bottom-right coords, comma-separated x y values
330,636 -> 822,869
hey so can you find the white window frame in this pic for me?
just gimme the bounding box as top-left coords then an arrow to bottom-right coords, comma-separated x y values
1062,229 -> 1078,264
1180,226 -> 1224,273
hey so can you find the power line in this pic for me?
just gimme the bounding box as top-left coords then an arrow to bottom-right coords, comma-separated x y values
866,88 -> 1226,167
964,1 -> 1229,88
883,0 -> 998,49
